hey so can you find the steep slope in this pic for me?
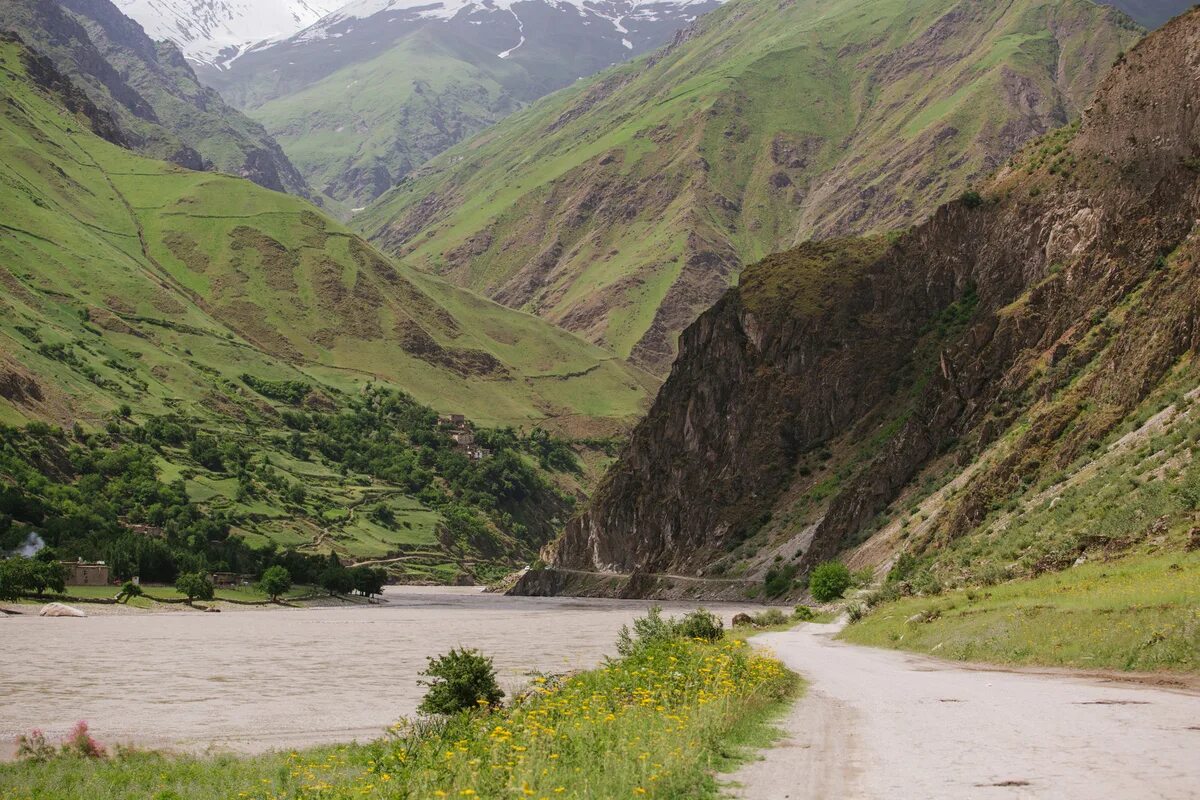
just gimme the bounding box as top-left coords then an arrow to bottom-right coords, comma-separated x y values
201,0 -> 722,207
113,0 -> 338,67
0,0 -> 310,196
361,0 -> 1140,373
518,7 -> 1200,599
0,33 -> 652,578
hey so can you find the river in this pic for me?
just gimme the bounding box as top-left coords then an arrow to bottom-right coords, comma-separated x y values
0,587 -> 759,758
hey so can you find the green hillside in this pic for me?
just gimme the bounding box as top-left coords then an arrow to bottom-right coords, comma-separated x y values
248,29 -> 527,209
0,0 -> 311,197
361,0 -> 1140,372
0,34 -> 650,577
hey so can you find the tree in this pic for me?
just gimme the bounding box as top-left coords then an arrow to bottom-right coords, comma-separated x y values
809,561 -> 852,603
0,558 -> 32,601
351,566 -> 386,598
319,564 -> 354,596
418,648 -> 504,715
27,560 -> 65,595
259,565 -> 292,601
175,572 -> 214,603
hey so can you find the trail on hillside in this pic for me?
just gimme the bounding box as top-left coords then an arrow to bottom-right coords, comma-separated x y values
728,623 -> 1200,800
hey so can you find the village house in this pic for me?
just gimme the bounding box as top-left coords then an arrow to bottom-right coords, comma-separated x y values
61,560 -> 110,586
209,572 -> 250,589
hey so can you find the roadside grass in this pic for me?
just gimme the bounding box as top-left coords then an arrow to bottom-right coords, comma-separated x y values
840,551 -> 1200,672
0,637 -> 797,800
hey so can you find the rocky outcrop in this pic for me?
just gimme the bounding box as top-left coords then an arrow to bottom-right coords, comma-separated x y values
521,8 -> 1200,597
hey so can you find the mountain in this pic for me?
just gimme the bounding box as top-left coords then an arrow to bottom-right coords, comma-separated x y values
0,30 -> 657,576
112,0 -> 339,67
200,0 -> 722,207
515,7 -> 1200,599
0,0 -> 311,196
1101,0 -> 1195,27
360,0 -> 1141,374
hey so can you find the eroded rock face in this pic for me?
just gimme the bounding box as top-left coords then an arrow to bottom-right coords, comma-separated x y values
528,9 -> 1200,593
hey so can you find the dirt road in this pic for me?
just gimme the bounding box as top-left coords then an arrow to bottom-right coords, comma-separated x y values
728,622 -> 1200,799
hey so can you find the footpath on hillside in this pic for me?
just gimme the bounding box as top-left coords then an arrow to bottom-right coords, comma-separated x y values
727,622 -> 1200,799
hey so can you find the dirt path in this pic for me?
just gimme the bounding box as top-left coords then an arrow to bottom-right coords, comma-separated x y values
727,622 -> 1200,799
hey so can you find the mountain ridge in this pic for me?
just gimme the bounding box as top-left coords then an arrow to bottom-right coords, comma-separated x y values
516,4 -> 1200,599
200,0 -> 723,207
361,0 -> 1142,373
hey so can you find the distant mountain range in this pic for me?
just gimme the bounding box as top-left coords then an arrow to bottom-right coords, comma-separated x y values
196,0 -> 723,207
360,0 -> 1141,373
112,0 -> 338,67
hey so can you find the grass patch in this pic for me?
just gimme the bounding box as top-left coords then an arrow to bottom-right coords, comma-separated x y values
0,637 -> 797,799
841,551 -> 1200,672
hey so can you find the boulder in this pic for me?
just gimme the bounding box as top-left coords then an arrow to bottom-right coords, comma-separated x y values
732,612 -> 757,628
39,602 -> 86,618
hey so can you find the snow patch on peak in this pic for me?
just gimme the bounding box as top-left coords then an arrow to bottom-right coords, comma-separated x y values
114,0 -> 339,66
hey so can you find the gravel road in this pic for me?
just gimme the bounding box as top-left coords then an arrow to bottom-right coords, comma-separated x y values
728,622 -> 1200,799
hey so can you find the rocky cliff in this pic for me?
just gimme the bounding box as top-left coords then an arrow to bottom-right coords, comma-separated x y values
518,7 -> 1200,598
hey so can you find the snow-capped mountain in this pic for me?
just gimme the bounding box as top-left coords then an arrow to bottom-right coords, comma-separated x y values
113,0 -> 339,67
200,0 -> 724,206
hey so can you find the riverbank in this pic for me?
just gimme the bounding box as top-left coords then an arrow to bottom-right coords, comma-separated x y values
0,583 -> 382,616
0,615 -> 797,800
0,588 -> 773,760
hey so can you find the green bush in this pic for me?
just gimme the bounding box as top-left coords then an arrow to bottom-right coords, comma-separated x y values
418,648 -> 504,715
793,605 -> 815,621
751,608 -> 789,627
675,608 -> 724,642
809,561 -> 852,603
118,580 -> 143,603
616,606 -> 726,655
175,572 -> 214,603
763,564 -> 797,597
960,190 -> 984,208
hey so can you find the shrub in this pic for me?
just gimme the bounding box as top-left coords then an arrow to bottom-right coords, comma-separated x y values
118,580 -> 143,603
175,572 -> 214,603
793,605 -> 815,621
763,564 -> 797,597
846,603 -> 867,623
259,565 -> 292,601
14,729 -> 54,762
675,608 -> 724,642
751,608 -> 789,627
62,721 -> 105,759
809,561 -> 852,602
418,648 -> 504,715
960,190 -> 984,208
616,606 -> 677,656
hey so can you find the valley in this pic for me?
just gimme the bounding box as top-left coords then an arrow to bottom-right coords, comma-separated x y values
1,0 -> 1199,797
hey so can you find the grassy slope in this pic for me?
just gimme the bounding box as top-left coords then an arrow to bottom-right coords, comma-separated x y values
0,39 -> 649,566
250,29 -> 528,207
360,0 -> 1138,370
842,551 -> 1200,672
0,39 -> 652,431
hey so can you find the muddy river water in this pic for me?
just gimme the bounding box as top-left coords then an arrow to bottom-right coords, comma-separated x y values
0,588 -> 759,758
